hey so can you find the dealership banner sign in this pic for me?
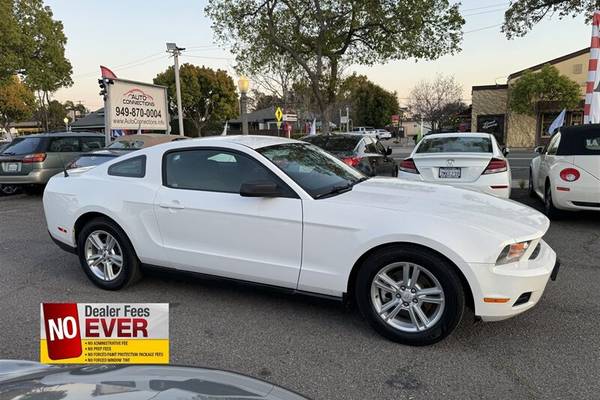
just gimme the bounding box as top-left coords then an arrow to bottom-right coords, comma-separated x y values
107,79 -> 169,131
40,303 -> 169,364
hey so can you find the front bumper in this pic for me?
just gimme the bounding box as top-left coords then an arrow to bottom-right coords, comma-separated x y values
0,168 -> 61,185
470,239 -> 557,322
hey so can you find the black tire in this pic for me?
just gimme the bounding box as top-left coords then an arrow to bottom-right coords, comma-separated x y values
393,166 -> 399,177
355,245 -> 465,346
76,217 -> 142,290
0,184 -> 19,196
528,169 -> 536,198
544,184 -> 562,220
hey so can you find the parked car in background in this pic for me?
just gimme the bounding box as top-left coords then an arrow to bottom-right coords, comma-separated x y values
0,141 -> 19,195
352,126 -> 376,134
66,134 -> 191,173
44,136 -> 558,346
373,129 -> 392,139
0,132 -> 105,193
398,132 -> 511,198
107,133 -> 189,150
302,133 -> 397,176
529,124 -> 600,218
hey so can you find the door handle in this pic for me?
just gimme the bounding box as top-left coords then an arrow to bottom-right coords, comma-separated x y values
159,201 -> 185,209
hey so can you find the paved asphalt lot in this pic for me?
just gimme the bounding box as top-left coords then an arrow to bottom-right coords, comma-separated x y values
1,191 -> 599,400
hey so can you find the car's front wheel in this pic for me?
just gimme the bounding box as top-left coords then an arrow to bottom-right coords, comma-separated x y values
528,169 -> 536,198
355,246 -> 465,346
77,217 -> 142,290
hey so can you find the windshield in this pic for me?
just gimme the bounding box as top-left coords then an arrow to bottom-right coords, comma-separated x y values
1,137 -> 44,155
107,140 -> 144,150
257,143 -> 366,199
68,154 -> 117,169
417,136 -> 492,153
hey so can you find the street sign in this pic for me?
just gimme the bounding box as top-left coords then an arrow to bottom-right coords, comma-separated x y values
275,107 -> 283,122
106,79 -> 169,131
340,116 -> 349,124
283,113 -> 297,122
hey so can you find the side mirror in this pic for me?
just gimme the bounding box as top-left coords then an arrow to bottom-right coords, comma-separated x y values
240,181 -> 281,197
534,146 -> 544,154
502,147 -> 510,157
385,147 -> 392,156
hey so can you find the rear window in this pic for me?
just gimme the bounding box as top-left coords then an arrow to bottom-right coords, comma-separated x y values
70,154 -> 117,169
107,140 -> 145,150
417,137 -> 492,153
303,136 -> 361,152
557,127 -> 600,155
0,137 -> 44,155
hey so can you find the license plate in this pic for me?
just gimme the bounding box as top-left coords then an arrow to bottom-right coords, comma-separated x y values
1,162 -> 21,173
439,167 -> 461,179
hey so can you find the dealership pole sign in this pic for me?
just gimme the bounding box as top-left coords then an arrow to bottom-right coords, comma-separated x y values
104,78 -> 170,141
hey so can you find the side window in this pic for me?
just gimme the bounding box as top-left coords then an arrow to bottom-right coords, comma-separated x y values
80,137 -> 105,152
375,141 -> 386,154
546,133 -> 561,155
364,138 -> 378,153
164,149 -> 293,196
108,155 -> 146,178
48,137 -> 80,152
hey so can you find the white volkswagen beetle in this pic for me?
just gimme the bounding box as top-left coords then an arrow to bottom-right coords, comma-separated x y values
43,136 -> 559,346
529,124 -> 600,218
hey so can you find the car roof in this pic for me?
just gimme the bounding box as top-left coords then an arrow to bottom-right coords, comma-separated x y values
14,131 -> 103,138
422,132 -> 493,139
182,135 -> 304,149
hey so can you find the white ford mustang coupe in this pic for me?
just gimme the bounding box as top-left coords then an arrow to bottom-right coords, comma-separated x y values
44,136 -> 559,345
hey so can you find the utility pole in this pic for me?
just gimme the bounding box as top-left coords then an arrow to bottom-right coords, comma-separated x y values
166,43 -> 185,136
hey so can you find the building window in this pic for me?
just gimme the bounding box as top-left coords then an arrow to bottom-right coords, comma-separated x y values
539,112 -> 562,137
569,111 -> 583,126
572,64 -> 583,74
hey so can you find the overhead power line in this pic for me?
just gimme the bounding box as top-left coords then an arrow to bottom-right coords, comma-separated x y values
461,2 -> 509,12
464,23 -> 504,34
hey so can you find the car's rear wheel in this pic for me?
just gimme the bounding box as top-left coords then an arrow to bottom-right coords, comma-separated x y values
355,246 -> 465,346
77,217 -> 141,290
544,184 -> 562,220
0,184 -> 19,196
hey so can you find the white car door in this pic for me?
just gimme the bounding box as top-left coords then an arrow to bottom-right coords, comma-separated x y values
153,147 -> 303,289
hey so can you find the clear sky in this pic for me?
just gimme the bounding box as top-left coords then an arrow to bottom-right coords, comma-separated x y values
45,0 -> 591,111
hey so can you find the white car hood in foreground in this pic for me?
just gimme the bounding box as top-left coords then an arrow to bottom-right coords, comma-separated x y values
332,177 -> 549,241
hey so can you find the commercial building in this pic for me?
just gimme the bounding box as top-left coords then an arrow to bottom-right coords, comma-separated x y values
472,48 -> 588,148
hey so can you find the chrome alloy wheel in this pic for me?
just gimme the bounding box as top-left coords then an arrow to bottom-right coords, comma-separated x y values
370,262 -> 445,332
84,230 -> 124,281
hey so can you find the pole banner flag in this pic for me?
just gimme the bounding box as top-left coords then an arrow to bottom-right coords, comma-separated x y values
548,109 -> 566,135
584,11 -> 600,124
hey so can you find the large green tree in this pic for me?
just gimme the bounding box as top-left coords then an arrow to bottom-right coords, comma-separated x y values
0,75 -> 35,139
509,65 -> 581,116
14,0 -> 73,131
154,64 -> 238,136
503,0 -> 600,38
206,0 -> 464,132
0,0 -> 21,84
340,74 -> 399,127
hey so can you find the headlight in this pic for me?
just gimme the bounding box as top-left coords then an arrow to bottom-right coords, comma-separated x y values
496,241 -> 530,265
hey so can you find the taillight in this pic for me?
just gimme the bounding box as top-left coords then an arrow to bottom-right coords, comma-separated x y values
342,156 -> 362,167
483,158 -> 507,174
559,168 -> 580,182
22,153 -> 47,163
399,158 -> 419,174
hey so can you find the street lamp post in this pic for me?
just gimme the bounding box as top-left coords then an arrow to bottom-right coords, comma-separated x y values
238,76 -> 250,135
63,117 -> 69,132
166,42 -> 185,136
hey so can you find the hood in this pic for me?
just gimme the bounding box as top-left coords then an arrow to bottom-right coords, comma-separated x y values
329,177 -> 549,241
0,362 -> 307,400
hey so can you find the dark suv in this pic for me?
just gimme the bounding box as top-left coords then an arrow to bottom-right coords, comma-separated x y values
0,132 -> 105,191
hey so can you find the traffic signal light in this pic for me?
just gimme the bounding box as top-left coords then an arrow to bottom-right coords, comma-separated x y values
98,78 -> 113,100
